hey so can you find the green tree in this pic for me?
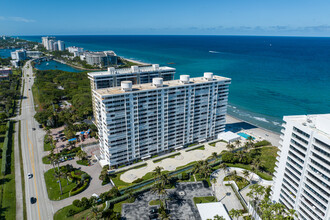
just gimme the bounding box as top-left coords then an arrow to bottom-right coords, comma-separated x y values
152,166 -> 164,181
229,209 -> 242,220
53,169 -> 64,195
77,149 -> 88,160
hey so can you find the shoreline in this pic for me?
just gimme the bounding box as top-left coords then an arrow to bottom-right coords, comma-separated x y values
226,113 -> 280,147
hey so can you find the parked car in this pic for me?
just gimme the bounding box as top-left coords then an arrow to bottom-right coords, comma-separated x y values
32,128 -> 36,131
30,197 -> 36,204
27,173 -> 33,179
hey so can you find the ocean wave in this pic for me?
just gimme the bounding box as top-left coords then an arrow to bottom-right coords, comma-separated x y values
253,116 -> 269,123
272,121 -> 281,126
209,51 -> 221,54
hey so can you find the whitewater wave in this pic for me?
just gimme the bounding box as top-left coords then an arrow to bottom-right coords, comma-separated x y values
253,116 -> 269,123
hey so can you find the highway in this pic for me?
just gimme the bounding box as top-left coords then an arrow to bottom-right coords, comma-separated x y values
20,60 -> 53,220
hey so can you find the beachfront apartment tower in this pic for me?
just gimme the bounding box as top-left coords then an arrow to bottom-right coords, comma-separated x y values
93,73 -> 231,167
88,64 -> 176,125
41,36 -> 56,50
58,40 -> 65,51
272,114 -> 330,220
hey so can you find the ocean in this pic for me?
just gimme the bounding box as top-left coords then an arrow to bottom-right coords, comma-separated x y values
20,35 -> 330,133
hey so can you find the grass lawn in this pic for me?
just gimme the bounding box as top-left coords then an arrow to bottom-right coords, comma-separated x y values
250,146 -> 278,174
53,205 -> 85,220
209,140 -> 226,147
149,199 -> 163,206
153,153 -> 181,163
186,145 -> 205,152
193,196 -> 216,205
0,123 -> 16,220
225,163 -> 273,180
113,198 -> 135,213
76,159 -> 89,166
42,155 -> 51,164
44,168 -> 89,200
224,175 -> 250,190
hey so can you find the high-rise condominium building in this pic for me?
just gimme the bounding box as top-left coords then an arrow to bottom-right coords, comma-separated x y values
88,64 -> 175,90
88,64 -> 175,125
272,114 -> 330,220
58,40 -> 65,51
41,36 -> 56,50
93,73 -> 230,166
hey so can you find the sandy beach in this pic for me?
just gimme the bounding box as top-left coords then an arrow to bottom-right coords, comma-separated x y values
123,57 -> 150,65
226,114 -> 280,147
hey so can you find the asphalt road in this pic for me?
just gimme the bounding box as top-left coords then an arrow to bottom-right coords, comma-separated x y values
20,60 -> 53,220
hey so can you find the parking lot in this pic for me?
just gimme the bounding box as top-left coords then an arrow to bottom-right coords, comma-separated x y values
122,182 -> 213,220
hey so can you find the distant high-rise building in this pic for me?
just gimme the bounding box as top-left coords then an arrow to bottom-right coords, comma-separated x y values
85,51 -> 117,67
53,41 -> 59,51
41,36 -> 56,50
58,40 -> 65,51
272,114 -> 330,220
48,39 -> 55,51
67,46 -> 84,56
92,73 -> 230,167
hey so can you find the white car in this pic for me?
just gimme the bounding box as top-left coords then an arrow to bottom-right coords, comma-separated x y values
28,173 -> 33,179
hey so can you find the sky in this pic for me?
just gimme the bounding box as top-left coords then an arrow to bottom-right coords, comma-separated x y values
1,0 -> 330,36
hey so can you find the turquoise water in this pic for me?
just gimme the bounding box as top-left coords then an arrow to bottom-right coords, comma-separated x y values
238,132 -> 255,140
20,35 -> 330,132
0,48 -> 16,58
34,60 -> 82,72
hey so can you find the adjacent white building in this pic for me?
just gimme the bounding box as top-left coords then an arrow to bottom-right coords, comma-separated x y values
88,64 -> 175,90
85,51 -> 117,67
272,114 -> 330,220
11,49 -> 26,61
92,73 -> 230,166
67,46 -> 84,56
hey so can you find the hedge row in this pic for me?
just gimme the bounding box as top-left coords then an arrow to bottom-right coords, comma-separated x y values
69,178 -> 90,197
1,121 -> 11,175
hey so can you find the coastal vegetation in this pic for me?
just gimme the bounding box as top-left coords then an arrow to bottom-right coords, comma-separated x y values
44,165 -> 90,200
33,69 -> 93,127
0,121 -> 16,220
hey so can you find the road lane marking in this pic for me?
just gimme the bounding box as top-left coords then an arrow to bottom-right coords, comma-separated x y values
25,69 -> 42,220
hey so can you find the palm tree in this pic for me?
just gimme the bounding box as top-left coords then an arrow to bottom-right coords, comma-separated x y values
159,173 -> 170,187
53,169 -> 63,195
243,170 -> 250,181
77,149 -> 87,160
200,160 -> 212,179
211,152 -> 218,164
287,209 -> 298,220
213,215 -> 225,220
234,139 -> 241,149
152,166 -> 164,181
226,143 -> 235,152
229,209 -> 242,220
252,158 -> 261,171
192,160 -> 203,179
151,183 -> 167,208
237,150 -> 244,162
247,135 -> 254,143
49,149 -> 56,169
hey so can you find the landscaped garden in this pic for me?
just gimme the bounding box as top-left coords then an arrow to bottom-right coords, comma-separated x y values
193,196 -> 217,205
186,145 -> 205,152
44,164 -> 90,200
224,173 -> 250,190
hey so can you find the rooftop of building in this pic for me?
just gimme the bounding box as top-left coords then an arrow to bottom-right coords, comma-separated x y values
284,114 -> 330,136
88,64 -> 175,78
95,74 -> 230,96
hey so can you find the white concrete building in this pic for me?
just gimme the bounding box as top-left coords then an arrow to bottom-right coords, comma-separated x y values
11,49 -> 26,61
26,51 -> 43,58
88,64 -> 175,124
41,36 -> 56,50
85,51 -> 117,67
67,46 -> 84,55
92,73 -> 230,166
272,114 -> 330,220
58,40 -> 65,51
88,64 -> 175,90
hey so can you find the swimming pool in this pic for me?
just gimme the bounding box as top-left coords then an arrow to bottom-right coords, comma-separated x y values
238,132 -> 255,140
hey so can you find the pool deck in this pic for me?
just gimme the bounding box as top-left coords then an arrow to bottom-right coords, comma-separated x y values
226,114 -> 280,147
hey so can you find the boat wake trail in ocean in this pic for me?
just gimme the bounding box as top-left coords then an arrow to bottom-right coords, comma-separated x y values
209,50 -> 221,54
